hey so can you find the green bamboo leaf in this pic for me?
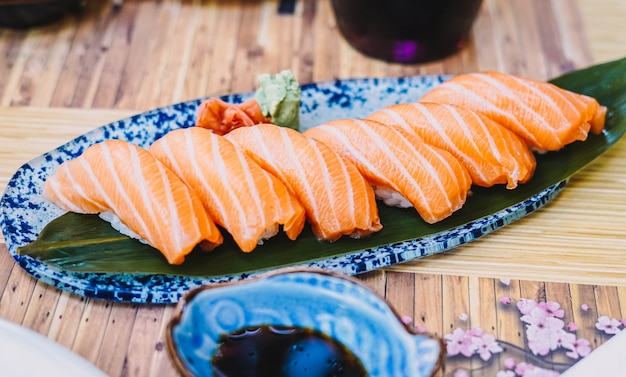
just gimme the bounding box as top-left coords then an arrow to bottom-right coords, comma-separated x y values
18,58 -> 626,276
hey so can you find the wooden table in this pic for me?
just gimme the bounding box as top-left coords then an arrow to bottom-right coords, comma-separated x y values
1,1 -> 625,376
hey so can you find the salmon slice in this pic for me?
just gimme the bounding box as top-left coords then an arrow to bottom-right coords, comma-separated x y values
225,123 -> 382,241
195,97 -> 270,136
149,127 -> 306,252
42,139 -> 223,265
419,71 -> 607,151
368,102 -> 537,189
304,119 -> 472,224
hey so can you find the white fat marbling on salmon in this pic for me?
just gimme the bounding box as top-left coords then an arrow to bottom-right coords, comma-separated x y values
305,119 -> 471,223
153,158 -> 184,254
433,80 -> 540,146
379,108 -> 412,133
150,127 -> 305,251
124,143 -> 161,249
471,73 -> 561,146
507,74 -> 578,126
307,138 -> 342,235
466,109 -> 521,183
42,139 -> 222,264
278,127 -> 321,227
227,123 -> 381,241
241,129 -> 301,235
307,123 -> 417,211
209,134 -> 248,231
183,132 -> 229,227
44,167 -> 88,213
408,103 -> 489,184
229,141 -> 266,231
157,130 -> 230,230
355,120 -> 440,216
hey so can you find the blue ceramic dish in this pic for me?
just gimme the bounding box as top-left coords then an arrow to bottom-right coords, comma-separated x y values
166,268 -> 443,377
0,74 -> 566,304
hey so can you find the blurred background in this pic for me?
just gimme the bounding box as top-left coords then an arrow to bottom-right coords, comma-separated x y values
0,0 -> 623,111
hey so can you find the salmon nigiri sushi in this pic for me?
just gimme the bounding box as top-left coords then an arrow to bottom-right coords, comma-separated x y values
149,127 -> 306,252
419,71 -> 607,151
42,139 -> 223,265
304,119 -> 472,224
368,102 -> 536,189
225,123 -> 382,241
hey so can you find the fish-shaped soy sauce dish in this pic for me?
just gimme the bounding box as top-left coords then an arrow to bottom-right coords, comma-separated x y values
166,268 -> 443,377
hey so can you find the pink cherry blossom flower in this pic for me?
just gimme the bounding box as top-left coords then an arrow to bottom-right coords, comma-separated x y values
527,338 -> 553,356
471,333 -> 503,361
500,278 -> 511,286
538,301 -> 565,318
467,327 -> 484,337
500,296 -> 512,305
515,362 -> 560,377
554,329 -> 576,351
566,322 -> 578,332
496,371 -> 516,377
565,338 -> 591,359
621,318 -> 626,327
525,313 -> 566,355
444,328 -> 476,357
515,362 -> 533,375
517,298 -> 538,315
503,357 -> 516,369
581,304 -> 590,311
415,325 -> 426,333
522,307 -> 564,329
400,315 -> 413,325
595,316 -> 622,335
453,369 -> 470,377
459,313 -> 468,321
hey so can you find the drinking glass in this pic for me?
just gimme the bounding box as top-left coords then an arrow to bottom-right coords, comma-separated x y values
330,0 -> 483,64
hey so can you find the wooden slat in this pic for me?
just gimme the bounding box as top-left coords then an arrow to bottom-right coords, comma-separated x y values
94,303 -> 139,375
385,271 -> 416,323
413,274 -> 444,338
0,106 -> 136,198
495,279 -> 525,368
442,275 -> 470,374
121,305 -> 171,376
576,0 -> 626,63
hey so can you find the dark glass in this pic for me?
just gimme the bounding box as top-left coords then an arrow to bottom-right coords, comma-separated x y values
211,325 -> 367,377
0,1 -> 84,29
331,0 -> 483,64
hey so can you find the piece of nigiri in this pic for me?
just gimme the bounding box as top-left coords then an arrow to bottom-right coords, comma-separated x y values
225,123 -> 382,241
304,119 -> 472,224
42,139 -> 223,265
368,102 -> 536,189
149,127 -> 306,252
419,71 -> 607,151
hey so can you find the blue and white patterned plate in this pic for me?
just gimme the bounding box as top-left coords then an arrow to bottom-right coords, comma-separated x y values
166,268 -> 443,377
0,75 -> 566,303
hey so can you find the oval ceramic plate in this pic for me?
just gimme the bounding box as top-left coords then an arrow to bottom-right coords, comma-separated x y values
0,318 -> 107,377
167,268 -> 443,377
0,74 -> 592,303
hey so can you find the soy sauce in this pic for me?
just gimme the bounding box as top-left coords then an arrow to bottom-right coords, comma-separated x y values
211,325 -> 368,377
